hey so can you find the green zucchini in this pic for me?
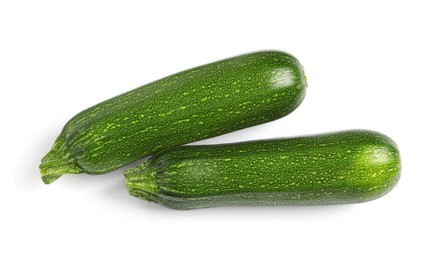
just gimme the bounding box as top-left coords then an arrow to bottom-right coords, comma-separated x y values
125,130 -> 401,209
40,51 -> 307,184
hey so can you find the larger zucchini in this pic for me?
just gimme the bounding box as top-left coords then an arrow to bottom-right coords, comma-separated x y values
40,51 -> 307,184
125,130 -> 401,209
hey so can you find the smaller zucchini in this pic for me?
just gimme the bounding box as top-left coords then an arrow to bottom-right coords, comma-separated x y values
125,130 -> 401,210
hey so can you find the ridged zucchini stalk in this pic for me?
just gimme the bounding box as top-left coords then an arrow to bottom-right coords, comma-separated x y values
40,51 -> 307,184
125,130 -> 401,209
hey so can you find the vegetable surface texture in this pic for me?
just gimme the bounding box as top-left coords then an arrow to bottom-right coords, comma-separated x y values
125,130 -> 401,209
40,51 -> 307,184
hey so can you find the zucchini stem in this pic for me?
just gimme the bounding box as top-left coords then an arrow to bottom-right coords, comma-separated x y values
125,161 -> 159,202
39,136 -> 82,184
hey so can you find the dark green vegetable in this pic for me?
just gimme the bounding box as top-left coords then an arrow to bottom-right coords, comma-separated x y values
125,130 -> 401,210
40,50 -> 307,184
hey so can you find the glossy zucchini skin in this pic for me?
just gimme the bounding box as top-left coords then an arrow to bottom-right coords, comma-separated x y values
40,51 -> 307,184
125,130 -> 401,210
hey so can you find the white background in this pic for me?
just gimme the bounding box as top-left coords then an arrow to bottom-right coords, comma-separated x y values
2,0 -> 445,259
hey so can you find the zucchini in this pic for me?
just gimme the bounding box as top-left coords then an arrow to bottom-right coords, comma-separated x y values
40,51 -> 307,184
125,130 -> 401,209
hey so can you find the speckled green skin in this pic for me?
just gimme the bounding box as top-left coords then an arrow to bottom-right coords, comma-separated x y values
125,130 -> 401,210
40,51 -> 307,184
